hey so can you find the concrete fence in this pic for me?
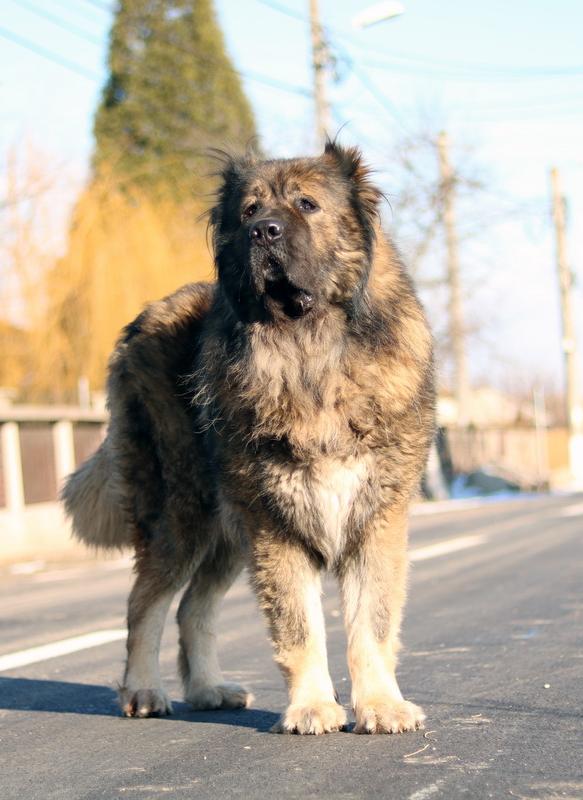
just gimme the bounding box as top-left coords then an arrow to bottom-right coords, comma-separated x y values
0,407 -> 106,562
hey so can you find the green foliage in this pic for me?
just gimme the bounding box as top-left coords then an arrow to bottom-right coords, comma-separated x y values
93,0 -> 257,198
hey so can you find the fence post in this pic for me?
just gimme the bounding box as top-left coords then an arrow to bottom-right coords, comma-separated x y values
1,421 -> 25,512
53,420 -> 76,490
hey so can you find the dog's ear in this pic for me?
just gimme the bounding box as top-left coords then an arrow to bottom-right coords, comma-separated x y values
208,151 -> 248,233
324,140 -> 382,221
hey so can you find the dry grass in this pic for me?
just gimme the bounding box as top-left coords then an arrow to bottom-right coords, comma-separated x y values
1,152 -> 214,402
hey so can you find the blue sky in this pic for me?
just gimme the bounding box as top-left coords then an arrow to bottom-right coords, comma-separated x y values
1,0 -> 582,392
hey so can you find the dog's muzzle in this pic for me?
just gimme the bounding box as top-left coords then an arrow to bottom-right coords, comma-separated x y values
248,218 -> 315,318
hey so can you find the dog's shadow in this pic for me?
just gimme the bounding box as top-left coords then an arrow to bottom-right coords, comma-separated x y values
0,677 -> 279,731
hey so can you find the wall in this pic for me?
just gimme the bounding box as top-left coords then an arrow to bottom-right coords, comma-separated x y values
0,407 -> 106,563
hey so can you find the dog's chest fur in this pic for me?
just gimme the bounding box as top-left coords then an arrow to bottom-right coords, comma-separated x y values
230,317 -> 372,451
270,455 -> 370,562
209,316 -> 389,559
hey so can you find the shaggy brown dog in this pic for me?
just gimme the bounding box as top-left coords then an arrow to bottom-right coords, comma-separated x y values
63,141 -> 435,734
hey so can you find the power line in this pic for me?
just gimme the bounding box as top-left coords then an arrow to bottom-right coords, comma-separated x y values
474,109 -> 583,124
347,61 -> 406,131
464,93 -> 583,112
121,24 -> 311,97
80,0 -> 112,13
344,41 -> 583,79
257,0 -> 583,125
73,0 -> 311,96
52,0 -> 106,25
0,18 -> 310,99
258,3 -> 404,130
10,0 -> 101,46
259,2 -> 405,132
0,25 -> 100,81
243,69 -> 310,97
354,53 -> 583,82
257,0 -> 583,81
256,0 -> 305,23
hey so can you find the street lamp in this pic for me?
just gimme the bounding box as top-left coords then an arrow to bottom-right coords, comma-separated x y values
352,1 -> 405,29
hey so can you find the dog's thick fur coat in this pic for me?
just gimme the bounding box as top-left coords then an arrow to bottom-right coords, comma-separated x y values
63,143 -> 435,734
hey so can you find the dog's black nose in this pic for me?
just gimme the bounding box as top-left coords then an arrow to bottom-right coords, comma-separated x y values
249,218 -> 284,244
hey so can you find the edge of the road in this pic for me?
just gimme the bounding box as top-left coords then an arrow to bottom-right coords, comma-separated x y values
411,489 -> 579,516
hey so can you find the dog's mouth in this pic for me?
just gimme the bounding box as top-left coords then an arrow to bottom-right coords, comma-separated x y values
262,257 -> 314,319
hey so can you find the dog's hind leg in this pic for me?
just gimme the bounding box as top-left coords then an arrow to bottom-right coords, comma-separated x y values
177,541 -> 252,710
119,559 -> 181,718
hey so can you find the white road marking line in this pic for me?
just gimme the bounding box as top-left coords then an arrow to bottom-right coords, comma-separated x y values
410,647 -> 470,656
33,568 -> 92,584
0,629 -> 127,673
410,506 -> 550,561
102,556 -> 133,570
0,505 -> 562,671
9,560 -> 46,575
410,534 -> 487,562
33,557 -> 132,583
558,502 -> 583,517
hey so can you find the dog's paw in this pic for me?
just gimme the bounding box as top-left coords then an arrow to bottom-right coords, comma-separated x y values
354,698 -> 425,734
271,700 -> 347,735
119,686 -> 173,718
185,682 -> 253,710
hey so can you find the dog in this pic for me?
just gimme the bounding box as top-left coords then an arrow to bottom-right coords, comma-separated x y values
63,141 -> 435,734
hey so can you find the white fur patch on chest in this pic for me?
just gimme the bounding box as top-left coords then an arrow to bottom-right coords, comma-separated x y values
312,458 -> 367,554
273,456 -> 369,561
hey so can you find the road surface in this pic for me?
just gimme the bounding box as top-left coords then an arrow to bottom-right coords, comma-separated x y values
1,493 -> 582,799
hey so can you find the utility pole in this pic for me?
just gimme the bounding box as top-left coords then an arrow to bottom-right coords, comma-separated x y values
550,167 -> 583,485
438,131 -> 470,426
309,0 -> 330,150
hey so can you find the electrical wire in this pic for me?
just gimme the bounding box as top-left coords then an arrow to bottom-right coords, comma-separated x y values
0,25 -> 100,81
255,0 -> 305,23
0,13 -> 311,98
347,61 -> 406,129
79,0 -> 112,13
51,0 -> 105,24
336,36 -> 583,79
10,0 -> 101,45
257,0 -> 583,80
351,52 -> 583,82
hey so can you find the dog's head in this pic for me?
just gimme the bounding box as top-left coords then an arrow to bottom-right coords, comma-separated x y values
210,142 -> 383,322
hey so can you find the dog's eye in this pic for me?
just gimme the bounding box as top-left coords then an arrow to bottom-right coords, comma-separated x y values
243,203 -> 258,218
298,197 -> 319,213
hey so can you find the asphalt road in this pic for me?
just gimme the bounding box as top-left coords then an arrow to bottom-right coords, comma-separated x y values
1,493 -> 582,800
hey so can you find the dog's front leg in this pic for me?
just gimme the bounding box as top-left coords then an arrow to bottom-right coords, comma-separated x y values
251,532 -> 346,734
338,502 -> 425,734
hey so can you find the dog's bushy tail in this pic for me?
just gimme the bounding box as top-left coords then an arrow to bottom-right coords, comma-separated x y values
61,442 -> 132,550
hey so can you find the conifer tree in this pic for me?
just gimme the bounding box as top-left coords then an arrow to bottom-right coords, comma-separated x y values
93,0 -> 257,198
26,1 -> 256,401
